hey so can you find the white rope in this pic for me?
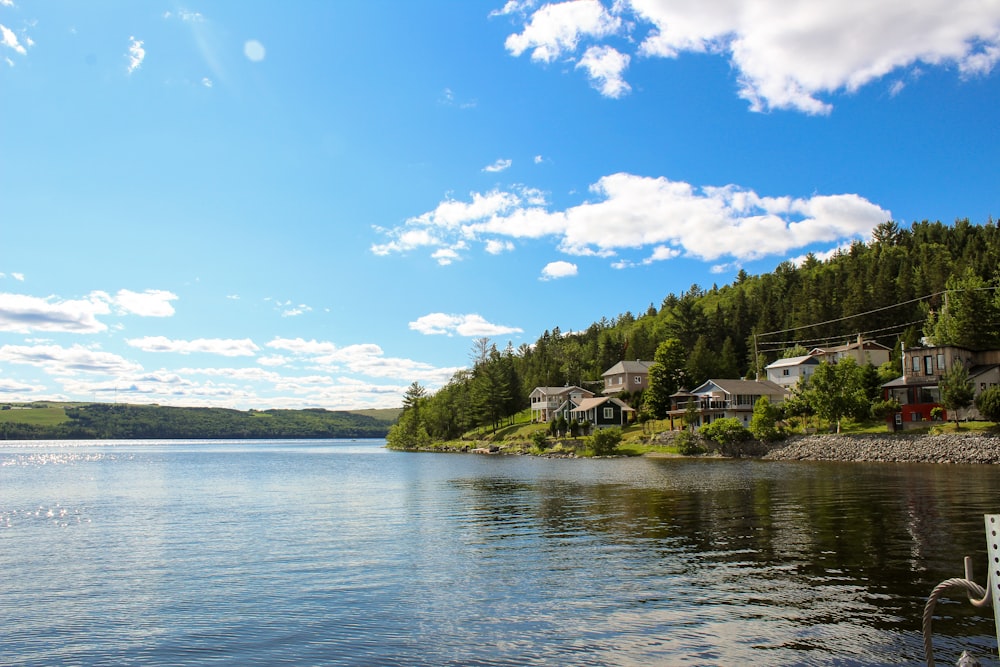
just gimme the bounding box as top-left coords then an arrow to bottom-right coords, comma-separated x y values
923,575 -> 991,666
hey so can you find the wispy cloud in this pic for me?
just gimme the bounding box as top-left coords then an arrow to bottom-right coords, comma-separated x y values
113,289 -> 178,317
126,36 -> 145,74
409,313 -> 523,337
0,343 -> 142,376
483,158 -> 513,173
502,0 -> 1000,113
126,336 -> 261,357
266,337 -> 462,385
0,23 -> 27,57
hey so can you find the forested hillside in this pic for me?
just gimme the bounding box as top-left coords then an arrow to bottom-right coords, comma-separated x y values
393,218 -> 1000,445
0,403 -> 394,440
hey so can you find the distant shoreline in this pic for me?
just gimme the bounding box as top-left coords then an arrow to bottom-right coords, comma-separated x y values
762,432 -> 1000,464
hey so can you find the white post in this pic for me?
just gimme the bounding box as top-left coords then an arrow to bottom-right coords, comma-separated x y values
986,514 -> 1000,650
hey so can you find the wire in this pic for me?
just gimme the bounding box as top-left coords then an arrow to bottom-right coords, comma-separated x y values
757,292 -> 946,338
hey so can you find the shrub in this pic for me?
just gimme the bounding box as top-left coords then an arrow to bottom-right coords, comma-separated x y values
699,418 -> 752,447
590,427 -> 622,456
750,396 -> 783,442
930,406 -> 944,421
976,386 -> 1000,423
531,430 -> 548,449
674,429 -> 705,455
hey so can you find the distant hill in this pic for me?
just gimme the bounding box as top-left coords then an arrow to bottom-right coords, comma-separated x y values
0,402 -> 396,440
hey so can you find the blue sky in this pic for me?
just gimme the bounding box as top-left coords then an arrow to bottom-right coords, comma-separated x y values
1,1 -> 998,410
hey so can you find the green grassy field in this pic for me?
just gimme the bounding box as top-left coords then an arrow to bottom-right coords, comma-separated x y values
0,405 -> 70,426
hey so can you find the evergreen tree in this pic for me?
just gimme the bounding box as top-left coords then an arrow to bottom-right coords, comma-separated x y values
926,269 -> 1000,350
939,362 -> 975,428
975,386 -> 1000,424
645,338 -> 688,419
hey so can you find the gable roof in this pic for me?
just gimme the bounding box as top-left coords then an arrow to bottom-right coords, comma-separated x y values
570,396 -> 635,413
691,378 -> 788,397
530,385 -> 594,398
765,354 -> 820,370
810,340 -> 891,356
602,360 -> 653,376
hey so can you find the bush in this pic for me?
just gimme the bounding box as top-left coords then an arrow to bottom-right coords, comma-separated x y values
976,386 -> 1000,423
674,429 -> 705,455
699,418 -> 752,447
531,430 -> 548,449
590,427 -> 622,456
750,396 -> 783,442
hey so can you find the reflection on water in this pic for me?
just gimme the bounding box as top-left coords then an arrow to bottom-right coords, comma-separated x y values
0,441 -> 997,666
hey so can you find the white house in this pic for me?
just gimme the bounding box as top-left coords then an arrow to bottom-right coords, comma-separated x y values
765,355 -> 820,389
529,386 -> 594,422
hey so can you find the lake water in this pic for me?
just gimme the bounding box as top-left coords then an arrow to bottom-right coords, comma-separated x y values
1,439 -> 998,666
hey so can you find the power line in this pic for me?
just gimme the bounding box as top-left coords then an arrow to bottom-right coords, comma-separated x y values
756,291 -> 946,338
758,320 -> 926,350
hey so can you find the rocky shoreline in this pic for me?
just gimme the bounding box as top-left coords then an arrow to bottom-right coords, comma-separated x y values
762,431 -> 1000,464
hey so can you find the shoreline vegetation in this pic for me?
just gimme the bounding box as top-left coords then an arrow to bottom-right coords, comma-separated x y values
0,402 -> 398,440
388,420 -> 1000,464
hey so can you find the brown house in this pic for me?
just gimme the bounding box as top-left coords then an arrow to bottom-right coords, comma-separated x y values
602,360 -> 653,394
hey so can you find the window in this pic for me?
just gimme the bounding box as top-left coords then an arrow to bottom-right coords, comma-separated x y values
635,376 -> 642,384
937,354 -> 946,370
912,356 -> 920,372
782,369 -> 790,376
924,356 -> 933,376
603,407 -> 614,419
618,377 -> 623,385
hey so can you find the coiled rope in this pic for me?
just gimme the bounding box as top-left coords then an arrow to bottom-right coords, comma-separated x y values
922,559 -> 992,667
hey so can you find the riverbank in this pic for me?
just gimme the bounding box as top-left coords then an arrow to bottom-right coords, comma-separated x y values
762,431 -> 1000,464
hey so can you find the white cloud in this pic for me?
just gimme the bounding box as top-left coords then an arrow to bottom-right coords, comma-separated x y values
409,313 -> 524,337
503,0 -> 1000,113
281,304 -> 312,317
0,343 -> 142,376
266,336 -> 463,386
483,158 -> 513,173
114,289 -> 177,317
0,377 -> 46,394
505,0 -> 621,63
126,336 -> 261,357
374,172 -> 889,266
485,239 -> 515,254
0,292 -> 111,334
576,45 -> 631,97
540,261 -> 578,280
0,23 -> 26,56
126,36 -> 145,75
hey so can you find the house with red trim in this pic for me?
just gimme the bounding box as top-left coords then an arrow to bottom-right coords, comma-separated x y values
882,344 -> 1000,429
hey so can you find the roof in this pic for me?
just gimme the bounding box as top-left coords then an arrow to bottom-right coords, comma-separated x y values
691,378 -> 789,397
810,340 -> 891,355
765,354 -> 820,369
530,385 -> 593,397
602,360 -> 653,376
570,396 -> 635,413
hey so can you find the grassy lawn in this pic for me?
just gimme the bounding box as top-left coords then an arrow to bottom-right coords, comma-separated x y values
0,405 -> 70,426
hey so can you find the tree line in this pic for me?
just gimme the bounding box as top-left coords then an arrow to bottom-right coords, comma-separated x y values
389,218 -> 1000,448
0,404 -> 393,440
